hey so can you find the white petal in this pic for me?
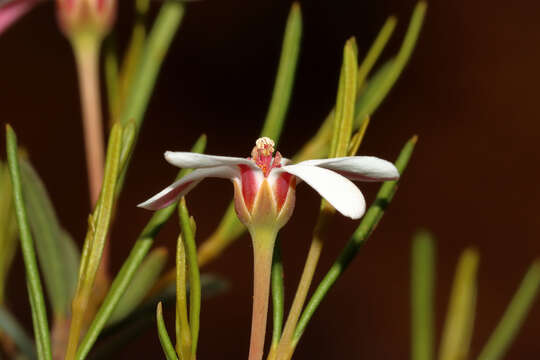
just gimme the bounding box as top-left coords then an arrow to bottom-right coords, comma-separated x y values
138,165 -> 239,210
298,156 -> 399,182
164,152 -> 255,169
281,164 -> 366,219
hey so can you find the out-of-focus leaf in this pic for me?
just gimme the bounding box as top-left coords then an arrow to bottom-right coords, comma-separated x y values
354,1 -> 427,127
175,234 -> 191,359
19,159 -> 80,317
477,261 -> 540,360
411,230 -> 435,360
438,248 -> 479,360
0,306 -> 36,359
107,247 -> 168,325
0,162 -> 17,305
5,125 -> 52,360
260,2 -> 302,143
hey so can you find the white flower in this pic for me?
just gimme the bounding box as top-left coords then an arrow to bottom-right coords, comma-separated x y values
138,137 -> 399,230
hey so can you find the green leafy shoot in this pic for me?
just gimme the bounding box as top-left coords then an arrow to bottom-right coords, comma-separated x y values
76,135 -> 206,360
411,230 -> 435,360
294,135 -> 417,346
5,125 -> 52,360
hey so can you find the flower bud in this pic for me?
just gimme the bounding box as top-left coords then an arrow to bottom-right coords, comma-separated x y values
56,0 -> 116,40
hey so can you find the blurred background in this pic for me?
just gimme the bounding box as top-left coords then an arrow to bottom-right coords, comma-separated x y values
2,0 -> 540,358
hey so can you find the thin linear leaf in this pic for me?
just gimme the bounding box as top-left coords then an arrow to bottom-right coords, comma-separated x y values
178,198 -> 201,358
156,302 -> 178,360
66,124 -> 123,360
0,306 -> 36,359
477,260 -> 540,360
329,37 -> 358,158
116,0 -> 186,193
0,162 -> 17,305
76,135 -> 206,360
5,125 -> 52,360
260,2 -> 302,142
438,248 -> 479,360
411,230 -> 435,360
175,234 -> 191,359
354,1 -> 426,126
294,135 -> 417,344
107,247 -> 168,325
270,239 -> 284,348
19,159 -> 80,317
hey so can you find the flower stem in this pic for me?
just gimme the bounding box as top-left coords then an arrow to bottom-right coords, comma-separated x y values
72,35 -> 110,285
249,230 -> 277,360
274,206 -> 332,360
73,36 -> 105,207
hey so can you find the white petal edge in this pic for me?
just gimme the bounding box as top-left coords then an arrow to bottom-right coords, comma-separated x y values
164,152 -> 255,169
137,165 -> 240,210
298,156 -> 399,182
280,164 -> 366,219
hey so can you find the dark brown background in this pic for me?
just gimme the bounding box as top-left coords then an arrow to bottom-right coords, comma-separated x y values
2,0 -> 540,358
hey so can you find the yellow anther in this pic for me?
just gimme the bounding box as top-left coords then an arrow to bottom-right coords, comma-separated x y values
255,137 -> 275,156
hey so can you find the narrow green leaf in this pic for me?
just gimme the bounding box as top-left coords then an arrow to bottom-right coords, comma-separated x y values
438,248 -> 479,360
0,162 -> 17,305
120,1 -> 184,131
19,159 -> 80,317
175,234 -> 191,359
0,306 -> 36,359
76,135 -> 206,360
271,239 -> 284,347
354,1 -> 427,127
107,247 -> 168,325
5,125 -> 52,360
116,0 -> 186,194
411,230 -> 435,360
67,124 -> 123,359
156,302 -> 178,360
356,16 -> 397,89
294,135 -> 417,344
329,38 -> 358,158
260,2 -> 302,143
477,261 -> 540,360
178,198 -> 201,358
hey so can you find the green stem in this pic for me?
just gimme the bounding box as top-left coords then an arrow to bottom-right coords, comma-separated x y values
248,230 -> 277,360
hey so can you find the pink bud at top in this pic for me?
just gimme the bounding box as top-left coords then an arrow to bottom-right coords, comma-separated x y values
56,0 -> 116,40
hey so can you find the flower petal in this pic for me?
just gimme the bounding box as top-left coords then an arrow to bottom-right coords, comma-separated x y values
0,0 -> 41,36
137,165 -> 239,210
298,156 -> 399,182
164,151 -> 255,169
280,164 -> 366,219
